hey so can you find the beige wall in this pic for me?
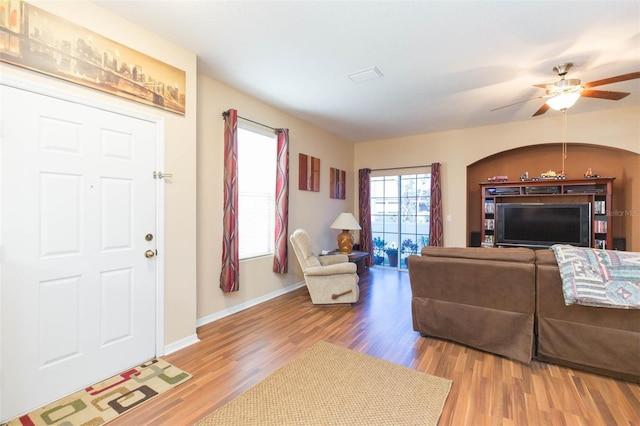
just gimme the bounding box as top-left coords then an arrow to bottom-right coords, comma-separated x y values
1,1 -> 198,348
5,1 -> 639,346
354,106 -> 640,248
196,75 -> 354,321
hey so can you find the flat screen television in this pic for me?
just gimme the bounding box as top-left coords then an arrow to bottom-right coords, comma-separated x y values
495,203 -> 591,248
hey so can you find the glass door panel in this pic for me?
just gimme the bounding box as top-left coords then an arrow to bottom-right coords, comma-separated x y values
371,172 -> 431,270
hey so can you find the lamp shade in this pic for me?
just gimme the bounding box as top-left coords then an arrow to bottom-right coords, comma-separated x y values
546,92 -> 581,111
330,212 -> 362,231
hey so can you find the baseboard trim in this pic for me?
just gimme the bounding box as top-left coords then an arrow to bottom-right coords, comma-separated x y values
196,281 -> 306,328
163,333 -> 200,356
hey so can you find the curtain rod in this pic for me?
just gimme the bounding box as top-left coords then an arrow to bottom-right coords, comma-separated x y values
222,110 -> 276,131
372,165 -> 430,172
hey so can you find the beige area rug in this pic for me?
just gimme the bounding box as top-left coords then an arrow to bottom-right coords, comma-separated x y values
196,341 -> 452,426
4,358 -> 191,426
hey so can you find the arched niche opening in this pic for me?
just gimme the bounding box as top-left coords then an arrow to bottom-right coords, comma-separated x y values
466,143 -> 639,251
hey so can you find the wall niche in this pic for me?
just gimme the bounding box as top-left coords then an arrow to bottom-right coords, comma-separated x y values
466,143 -> 639,251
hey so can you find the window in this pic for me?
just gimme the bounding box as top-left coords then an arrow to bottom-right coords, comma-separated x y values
370,172 -> 431,269
238,125 -> 276,259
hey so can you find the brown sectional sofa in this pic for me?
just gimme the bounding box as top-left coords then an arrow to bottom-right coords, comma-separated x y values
408,246 -> 640,383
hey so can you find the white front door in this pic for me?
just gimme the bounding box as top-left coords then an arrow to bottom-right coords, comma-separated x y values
0,85 -> 158,421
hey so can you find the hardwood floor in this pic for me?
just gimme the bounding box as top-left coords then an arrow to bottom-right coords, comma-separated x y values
112,268 -> 640,425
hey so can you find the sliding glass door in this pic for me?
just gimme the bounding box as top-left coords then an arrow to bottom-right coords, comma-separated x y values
370,172 -> 431,270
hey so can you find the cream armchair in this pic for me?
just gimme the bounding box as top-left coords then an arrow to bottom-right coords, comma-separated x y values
290,229 -> 359,304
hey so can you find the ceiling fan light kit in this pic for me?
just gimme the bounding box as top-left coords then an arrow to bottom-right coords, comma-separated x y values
546,92 -> 581,111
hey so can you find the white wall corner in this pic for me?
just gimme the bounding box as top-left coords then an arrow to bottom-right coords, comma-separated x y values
163,334 -> 200,356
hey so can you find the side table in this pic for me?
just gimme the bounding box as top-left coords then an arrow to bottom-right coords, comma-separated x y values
329,250 -> 369,275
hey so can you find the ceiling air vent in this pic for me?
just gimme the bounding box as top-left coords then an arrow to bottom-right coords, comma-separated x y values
348,67 -> 384,84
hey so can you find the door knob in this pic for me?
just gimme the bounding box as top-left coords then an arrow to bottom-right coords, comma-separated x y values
145,250 -> 156,258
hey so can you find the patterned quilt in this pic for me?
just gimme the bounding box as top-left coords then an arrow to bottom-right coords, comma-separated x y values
550,244 -> 640,309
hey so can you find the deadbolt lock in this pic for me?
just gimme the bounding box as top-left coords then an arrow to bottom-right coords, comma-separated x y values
145,234 -> 154,241
145,250 -> 156,258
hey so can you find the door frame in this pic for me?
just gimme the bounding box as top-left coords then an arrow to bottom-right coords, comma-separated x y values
0,75 -> 166,419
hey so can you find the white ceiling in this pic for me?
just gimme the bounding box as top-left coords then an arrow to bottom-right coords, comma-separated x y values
94,1 -> 640,142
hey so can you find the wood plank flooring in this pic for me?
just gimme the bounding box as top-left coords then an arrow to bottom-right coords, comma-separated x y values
112,268 -> 640,425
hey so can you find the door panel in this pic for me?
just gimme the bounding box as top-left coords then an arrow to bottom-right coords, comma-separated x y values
100,267 -> 134,346
101,177 -> 133,250
0,85 -> 158,421
40,172 -> 83,256
39,275 -> 82,366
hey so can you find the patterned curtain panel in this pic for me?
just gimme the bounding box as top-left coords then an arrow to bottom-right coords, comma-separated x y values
273,128 -> 290,273
429,162 -> 444,246
358,168 -> 373,266
220,109 -> 240,292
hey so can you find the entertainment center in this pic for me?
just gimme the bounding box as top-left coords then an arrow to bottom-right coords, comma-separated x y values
480,177 -> 614,249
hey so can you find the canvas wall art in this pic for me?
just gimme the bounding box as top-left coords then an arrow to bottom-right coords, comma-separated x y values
0,0 -> 186,115
330,167 -> 346,199
298,153 -> 320,192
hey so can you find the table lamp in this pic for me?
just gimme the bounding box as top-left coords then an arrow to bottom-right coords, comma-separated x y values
330,212 -> 362,254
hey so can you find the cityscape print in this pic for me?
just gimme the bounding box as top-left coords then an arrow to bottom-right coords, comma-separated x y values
0,0 -> 186,114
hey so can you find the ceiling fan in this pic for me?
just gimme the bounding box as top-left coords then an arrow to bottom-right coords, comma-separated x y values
492,63 -> 640,117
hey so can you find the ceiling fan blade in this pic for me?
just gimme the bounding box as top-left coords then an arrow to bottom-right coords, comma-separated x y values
581,89 -> 630,100
583,71 -> 640,88
532,103 -> 550,117
490,96 -> 543,112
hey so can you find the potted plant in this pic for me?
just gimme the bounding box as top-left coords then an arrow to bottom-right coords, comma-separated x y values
385,243 -> 399,267
401,238 -> 419,266
372,237 -> 387,265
